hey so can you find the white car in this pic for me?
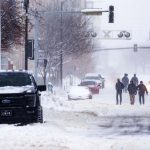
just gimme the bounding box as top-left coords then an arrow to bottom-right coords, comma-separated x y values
68,86 -> 92,100
83,73 -> 105,88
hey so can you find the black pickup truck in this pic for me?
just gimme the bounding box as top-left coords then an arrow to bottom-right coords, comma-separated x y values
0,71 -> 46,124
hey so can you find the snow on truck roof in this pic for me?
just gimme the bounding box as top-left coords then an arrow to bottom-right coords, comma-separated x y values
85,73 -> 100,77
0,70 -> 33,74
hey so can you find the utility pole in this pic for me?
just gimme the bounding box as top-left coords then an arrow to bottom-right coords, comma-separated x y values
0,1 -> 1,70
24,0 -> 29,70
34,11 -> 47,85
60,1 -> 64,87
34,12 -> 39,82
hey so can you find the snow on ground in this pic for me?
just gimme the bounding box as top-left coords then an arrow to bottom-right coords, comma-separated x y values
1,79 -> 150,150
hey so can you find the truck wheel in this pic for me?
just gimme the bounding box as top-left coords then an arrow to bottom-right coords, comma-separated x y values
36,106 -> 43,123
89,95 -> 92,99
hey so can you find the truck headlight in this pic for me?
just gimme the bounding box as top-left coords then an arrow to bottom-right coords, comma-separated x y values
26,89 -> 36,94
25,94 -> 36,107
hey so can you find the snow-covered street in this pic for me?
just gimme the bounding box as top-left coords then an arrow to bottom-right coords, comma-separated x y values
1,0 -> 150,149
1,84 -> 150,150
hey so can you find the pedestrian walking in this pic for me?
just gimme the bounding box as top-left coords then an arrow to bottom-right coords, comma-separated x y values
122,73 -> 129,93
137,81 -> 148,105
131,74 -> 138,86
48,82 -> 53,94
115,79 -> 124,105
128,80 -> 137,105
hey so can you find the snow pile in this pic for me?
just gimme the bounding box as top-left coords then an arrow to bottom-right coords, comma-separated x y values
63,75 -> 81,91
42,87 -> 150,118
41,91 -> 67,110
0,85 -> 34,94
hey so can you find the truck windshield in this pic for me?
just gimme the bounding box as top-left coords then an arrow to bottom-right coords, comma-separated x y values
85,76 -> 100,80
80,81 -> 96,86
0,72 -> 32,87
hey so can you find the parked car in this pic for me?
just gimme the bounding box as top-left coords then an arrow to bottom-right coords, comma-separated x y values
82,73 -> 105,89
80,80 -> 100,94
0,70 -> 46,124
146,81 -> 150,92
97,74 -> 105,88
68,86 -> 92,100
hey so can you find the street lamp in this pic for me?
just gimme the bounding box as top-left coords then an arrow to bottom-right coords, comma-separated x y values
81,6 -> 114,23
81,8 -> 103,15
24,0 -> 29,70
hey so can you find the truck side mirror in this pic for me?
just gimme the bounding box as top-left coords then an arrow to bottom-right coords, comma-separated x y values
38,85 -> 46,91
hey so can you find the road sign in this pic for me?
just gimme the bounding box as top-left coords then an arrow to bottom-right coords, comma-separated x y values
37,59 -> 47,67
38,50 -> 45,59
99,30 -> 132,40
134,44 -> 138,52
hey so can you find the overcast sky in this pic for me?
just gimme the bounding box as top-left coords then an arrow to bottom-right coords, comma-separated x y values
88,0 -> 150,77
88,0 -> 150,47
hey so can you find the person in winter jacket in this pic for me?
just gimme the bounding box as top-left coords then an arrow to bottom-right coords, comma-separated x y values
128,80 -> 137,105
137,81 -> 148,105
115,79 -> 124,105
131,74 -> 139,86
122,73 -> 129,93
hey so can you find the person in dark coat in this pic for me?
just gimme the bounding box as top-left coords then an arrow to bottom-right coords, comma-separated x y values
115,79 -> 124,105
122,73 -> 129,93
128,80 -> 137,105
137,81 -> 148,105
131,74 -> 138,86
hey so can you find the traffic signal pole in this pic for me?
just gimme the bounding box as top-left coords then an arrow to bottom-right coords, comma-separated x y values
60,1 -> 65,87
24,0 -> 29,70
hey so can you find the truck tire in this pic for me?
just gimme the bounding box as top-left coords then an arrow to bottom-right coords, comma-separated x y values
35,106 -> 43,123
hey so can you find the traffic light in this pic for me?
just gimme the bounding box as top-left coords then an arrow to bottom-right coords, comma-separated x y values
24,0 -> 29,9
109,5 -> 114,23
117,31 -> 131,39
